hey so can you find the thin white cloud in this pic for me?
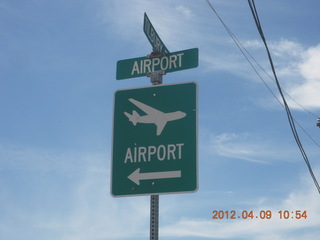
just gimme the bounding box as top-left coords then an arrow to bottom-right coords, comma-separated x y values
100,0 -> 234,53
203,132 -> 293,164
0,144 -> 107,173
99,0 -> 187,50
211,132 -> 266,163
0,144 -> 150,240
161,172 -> 320,239
269,39 -> 304,58
1,140 -> 319,240
55,172 -> 150,240
101,1 -> 320,110
287,45 -> 320,110
241,39 -> 320,110
299,45 -> 320,81
175,5 -> 194,18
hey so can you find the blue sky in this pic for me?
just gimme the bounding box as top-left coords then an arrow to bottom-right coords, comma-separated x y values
1,0 -> 320,239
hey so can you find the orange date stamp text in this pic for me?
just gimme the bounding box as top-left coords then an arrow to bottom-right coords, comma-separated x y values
212,210 -> 307,220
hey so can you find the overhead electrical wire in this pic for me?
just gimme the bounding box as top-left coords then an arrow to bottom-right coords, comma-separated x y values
247,0 -> 319,194
205,0 -> 320,150
205,0 -> 320,194
237,38 -> 319,120
205,0 -> 320,145
204,0 -> 319,120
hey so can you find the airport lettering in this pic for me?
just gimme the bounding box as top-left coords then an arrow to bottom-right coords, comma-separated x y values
124,143 -> 184,163
131,53 -> 184,76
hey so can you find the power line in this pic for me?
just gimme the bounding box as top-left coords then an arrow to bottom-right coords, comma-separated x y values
247,0 -> 320,194
205,0 -> 319,119
205,0 -> 320,194
239,40 -> 319,120
205,0 -> 320,146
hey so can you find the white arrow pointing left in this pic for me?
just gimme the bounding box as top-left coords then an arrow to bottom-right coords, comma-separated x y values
128,168 -> 181,185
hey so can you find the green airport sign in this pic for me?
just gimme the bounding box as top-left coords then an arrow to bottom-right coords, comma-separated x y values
116,48 -> 199,80
111,82 -> 198,197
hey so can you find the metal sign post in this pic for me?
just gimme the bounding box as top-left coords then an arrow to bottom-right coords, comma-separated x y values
149,61 -> 164,240
150,195 -> 159,240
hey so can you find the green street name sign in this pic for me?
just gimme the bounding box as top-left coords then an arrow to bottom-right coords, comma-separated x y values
111,82 -> 198,197
143,12 -> 169,54
116,48 -> 199,80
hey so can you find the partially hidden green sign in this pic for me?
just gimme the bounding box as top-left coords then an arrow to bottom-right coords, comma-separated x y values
116,48 -> 199,80
111,82 -> 198,197
143,12 -> 169,54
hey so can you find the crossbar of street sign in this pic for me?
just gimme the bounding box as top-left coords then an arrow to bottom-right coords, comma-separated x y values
143,13 -> 169,54
116,48 -> 198,80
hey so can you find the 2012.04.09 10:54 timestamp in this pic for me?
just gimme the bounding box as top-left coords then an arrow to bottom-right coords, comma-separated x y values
212,210 -> 307,220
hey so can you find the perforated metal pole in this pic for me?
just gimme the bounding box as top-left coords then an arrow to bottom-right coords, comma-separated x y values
150,195 -> 159,240
148,66 -> 165,240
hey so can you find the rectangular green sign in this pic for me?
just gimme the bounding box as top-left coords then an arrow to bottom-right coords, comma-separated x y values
143,12 -> 169,54
111,82 -> 198,197
116,48 -> 199,80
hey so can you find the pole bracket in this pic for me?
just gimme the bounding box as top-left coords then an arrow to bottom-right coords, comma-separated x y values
147,70 -> 166,85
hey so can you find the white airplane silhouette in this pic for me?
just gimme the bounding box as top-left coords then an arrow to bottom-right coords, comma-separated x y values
124,98 -> 186,136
